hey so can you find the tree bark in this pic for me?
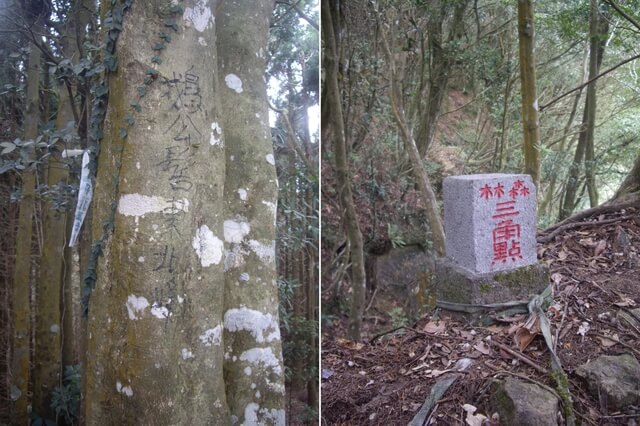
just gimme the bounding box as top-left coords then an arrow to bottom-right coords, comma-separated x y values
560,0 -> 608,219
322,0 -> 367,341
517,0 -> 541,188
11,21 -> 41,423
217,1 -> 286,424
76,0 -> 291,420
34,0 -> 91,414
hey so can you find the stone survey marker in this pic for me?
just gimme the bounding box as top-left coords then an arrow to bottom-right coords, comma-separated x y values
444,174 -> 536,273
433,173 -> 548,306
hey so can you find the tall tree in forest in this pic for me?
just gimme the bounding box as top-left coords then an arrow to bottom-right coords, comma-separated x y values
560,0 -> 609,219
373,3 -> 446,257
84,1 -> 284,423
10,2 -> 46,421
415,0 -> 470,157
517,0 -> 541,188
322,0 -> 367,341
33,0 -> 92,417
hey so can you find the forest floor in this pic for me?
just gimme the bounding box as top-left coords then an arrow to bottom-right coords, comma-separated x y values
321,202 -> 640,425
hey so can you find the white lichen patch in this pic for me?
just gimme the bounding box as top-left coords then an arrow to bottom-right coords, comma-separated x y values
237,188 -> 248,201
183,0 -> 214,32
198,36 -> 207,46
138,256 -> 145,263
181,348 -> 194,360
255,390 -> 261,399
248,240 -> 276,264
239,347 -> 283,376
116,381 -> 133,397
261,200 -> 277,219
49,324 -> 60,334
150,303 -> 170,319
266,377 -> 286,394
239,272 -> 250,282
199,325 -> 222,347
126,295 -> 149,320
224,219 -> 251,243
244,366 -> 252,376
265,153 -> 275,165
244,403 -> 259,424
210,122 -> 223,146
192,225 -> 224,267
118,194 -> 190,218
260,408 -> 285,424
224,245 -> 248,271
223,307 -> 280,343
225,73 -> 243,93
136,161 -> 140,170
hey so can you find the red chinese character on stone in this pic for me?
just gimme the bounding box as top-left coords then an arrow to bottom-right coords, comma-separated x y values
519,186 -> 530,197
513,179 -> 525,189
508,240 -> 523,260
491,219 -> 521,265
493,241 -> 508,263
494,183 -> 505,198
492,201 -> 519,219
480,184 -> 493,199
508,186 -> 519,199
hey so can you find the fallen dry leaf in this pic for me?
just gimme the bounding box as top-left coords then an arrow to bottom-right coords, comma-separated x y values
423,320 -> 446,334
473,341 -> 491,355
613,297 -> 636,307
577,321 -> 590,337
336,338 -> 364,350
463,404 -> 487,426
596,335 -> 618,348
594,239 -> 607,256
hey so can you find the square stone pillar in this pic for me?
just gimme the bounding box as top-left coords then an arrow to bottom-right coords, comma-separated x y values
432,174 -> 549,306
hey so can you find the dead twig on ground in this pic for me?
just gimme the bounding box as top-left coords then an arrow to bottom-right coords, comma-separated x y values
488,340 -> 549,374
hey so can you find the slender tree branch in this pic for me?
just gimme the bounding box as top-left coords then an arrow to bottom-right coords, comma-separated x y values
275,0 -> 318,31
603,0 -> 640,32
540,52 -> 640,112
268,102 -> 317,175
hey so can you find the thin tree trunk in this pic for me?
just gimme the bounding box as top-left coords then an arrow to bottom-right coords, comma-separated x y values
517,0 -> 541,188
585,0 -> 608,207
322,0 -> 367,341
416,1 -> 469,157
375,6 -> 446,257
11,24 -> 41,423
560,1 -> 608,219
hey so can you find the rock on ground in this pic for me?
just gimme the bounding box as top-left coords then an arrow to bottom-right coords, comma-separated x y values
575,353 -> 640,411
491,377 -> 559,426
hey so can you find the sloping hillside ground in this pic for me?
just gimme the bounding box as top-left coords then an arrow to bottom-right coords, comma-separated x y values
321,202 -> 640,425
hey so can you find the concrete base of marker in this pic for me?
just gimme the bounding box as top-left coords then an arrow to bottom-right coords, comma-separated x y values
432,258 -> 549,306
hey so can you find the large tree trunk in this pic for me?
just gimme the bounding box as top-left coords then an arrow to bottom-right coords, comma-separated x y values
86,1 -> 284,423
322,0 -> 367,341
11,20 -> 41,423
517,0 -> 541,188
217,1 -> 286,423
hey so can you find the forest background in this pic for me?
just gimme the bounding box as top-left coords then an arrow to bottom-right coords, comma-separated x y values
321,0 -> 640,341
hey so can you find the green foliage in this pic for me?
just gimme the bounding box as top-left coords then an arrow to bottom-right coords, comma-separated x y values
387,223 -> 406,248
50,365 -> 82,425
388,307 -> 409,328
